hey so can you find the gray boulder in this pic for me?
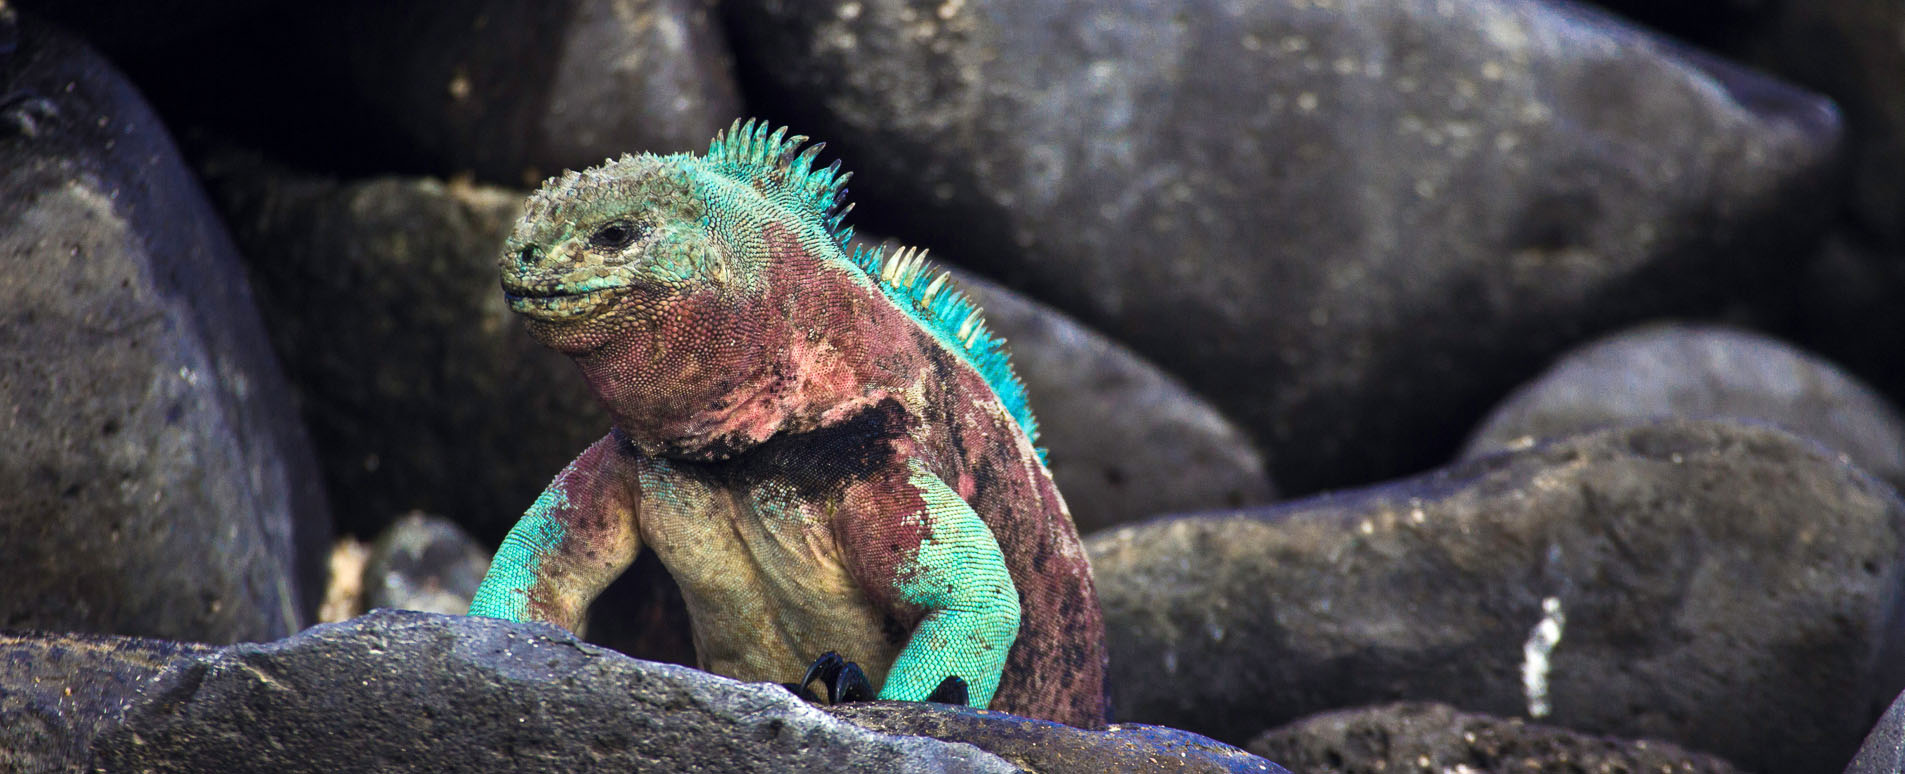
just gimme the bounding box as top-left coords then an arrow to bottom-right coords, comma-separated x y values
832,702 -> 1290,774
1461,322 -> 1905,489
1089,420 -> 1905,774
1249,702 -> 1745,774
1846,689 -> 1905,774
0,631 -> 217,772
97,610 -> 1018,773
0,9 -> 329,641
725,0 -> 1842,495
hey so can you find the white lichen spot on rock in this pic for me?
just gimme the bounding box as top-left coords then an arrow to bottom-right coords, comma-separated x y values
1297,92 -> 1319,113
1522,595 -> 1566,718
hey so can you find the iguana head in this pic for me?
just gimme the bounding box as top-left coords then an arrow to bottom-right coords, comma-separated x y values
497,121 -> 861,458
501,153 -> 713,341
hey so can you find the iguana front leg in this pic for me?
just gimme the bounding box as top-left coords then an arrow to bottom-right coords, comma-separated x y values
835,459 -> 1022,708
468,434 -> 642,630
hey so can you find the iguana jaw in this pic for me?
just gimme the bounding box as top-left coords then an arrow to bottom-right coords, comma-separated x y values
501,262 -> 646,323
501,283 -> 621,323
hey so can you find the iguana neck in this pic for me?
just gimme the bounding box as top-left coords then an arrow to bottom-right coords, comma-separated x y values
569,238 -> 930,461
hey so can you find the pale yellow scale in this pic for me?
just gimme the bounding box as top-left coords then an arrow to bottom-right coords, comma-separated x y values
634,461 -> 904,690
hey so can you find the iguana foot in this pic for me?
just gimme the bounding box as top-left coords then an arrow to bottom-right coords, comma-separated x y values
796,651 -> 876,704
788,652 -> 974,707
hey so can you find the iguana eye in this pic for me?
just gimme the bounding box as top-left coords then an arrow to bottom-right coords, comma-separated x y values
589,221 -> 640,250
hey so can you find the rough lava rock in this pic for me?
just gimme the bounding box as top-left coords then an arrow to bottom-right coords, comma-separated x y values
0,631 -> 217,772
725,0 -> 1842,496
831,701 -> 1291,773
1846,689 -> 1905,774
330,0 -> 742,183
0,10 -> 330,640
947,267 -> 1276,532
1088,419 -> 1905,774
201,160 -> 607,543
362,513 -> 493,616
1248,702 -> 1746,774
96,610 -> 1019,773
1461,322 -> 1905,489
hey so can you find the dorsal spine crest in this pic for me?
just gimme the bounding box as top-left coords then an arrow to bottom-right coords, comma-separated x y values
850,243 -> 1044,460
708,119 -> 1043,459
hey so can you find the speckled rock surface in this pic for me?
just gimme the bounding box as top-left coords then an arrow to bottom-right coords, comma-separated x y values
96,610 -> 1019,773
831,701 -> 1291,773
1846,689 -> 1905,774
0,631 -> 216,773
1248,702 -> 1746,774
0,10 -> 329,642
725,0 -> 1841,497
1461,323 -> 1905,489
1088,420 -> 1905,774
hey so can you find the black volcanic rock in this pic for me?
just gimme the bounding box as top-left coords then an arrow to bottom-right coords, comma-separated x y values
725,0 -> 1842,495
1090,420 -> 1905,773
0,10 -> 329,642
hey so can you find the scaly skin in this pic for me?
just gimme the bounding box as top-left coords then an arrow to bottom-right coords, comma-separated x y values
468,121 -> 1108,728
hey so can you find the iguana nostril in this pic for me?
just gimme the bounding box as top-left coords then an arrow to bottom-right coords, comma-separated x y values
518,245 -> 540,265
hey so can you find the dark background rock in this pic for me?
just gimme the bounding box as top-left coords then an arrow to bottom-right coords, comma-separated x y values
11,0 -> 741,182
723,0 -> 1842,497
1088,420 -> 1905,774
1461,322 -> 1905,489
362,513 -> 493,616
1248,702 -> 1746,774
830,702 -> 1291,773
200,160 -> 606,543
0,631 -> 215,773
96,610 -> 1019,773
1780,233 -> 1905,446
0,11 -> 329,640
1588,0 -> 1905,251
946,266 -> 1277,532
327,0 -> 743,184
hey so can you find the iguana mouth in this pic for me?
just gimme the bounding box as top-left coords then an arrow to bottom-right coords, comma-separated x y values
502,284 -> 619,322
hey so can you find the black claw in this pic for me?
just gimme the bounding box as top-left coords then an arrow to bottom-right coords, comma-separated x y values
782,682 -> 819,702
800,651 -> 848,698
924,675 -> 968,706
833,661 -> 876,703
797,651 -> 878,704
